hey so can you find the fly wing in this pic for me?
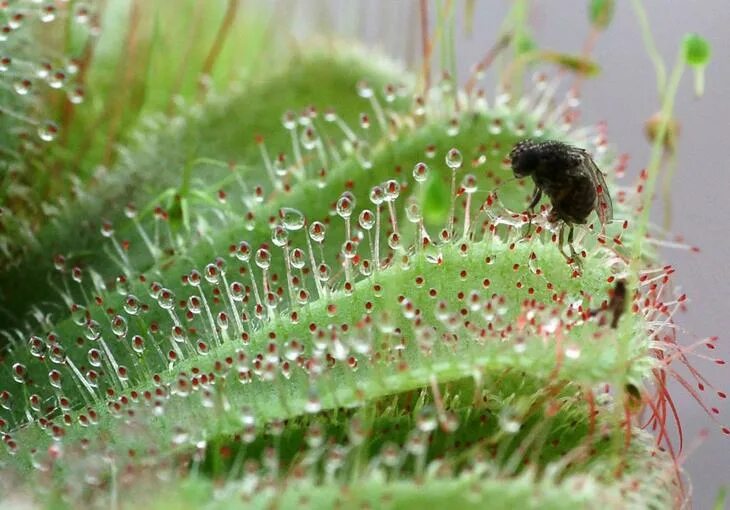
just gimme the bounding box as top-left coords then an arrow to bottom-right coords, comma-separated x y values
581,151 -> 613,226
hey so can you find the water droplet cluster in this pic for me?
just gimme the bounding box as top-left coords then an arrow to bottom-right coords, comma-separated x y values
0,1 -> 98,266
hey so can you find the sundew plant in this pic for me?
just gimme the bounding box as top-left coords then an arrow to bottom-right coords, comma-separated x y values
0,1 -> 725,509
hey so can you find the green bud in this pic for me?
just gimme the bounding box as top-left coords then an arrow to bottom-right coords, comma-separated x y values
682,33 -> 711,67
515,32 -> 537,55
542,52 -> 601,77
589,0 -> 615,30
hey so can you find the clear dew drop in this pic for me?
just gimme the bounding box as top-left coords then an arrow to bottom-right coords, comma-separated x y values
11,363 -> 26,383
279,207 -> 305,231
240,405 -> 256,426
85,320 -> 101,341
74,5 -> 90,24
235,241 -> 251,262
187,295 -> 202,314
406,431 -> 427,456
309,221 -> 326,243
383,179 -> 400,201
445,147 -> 463,169
387,232 -> 401,250
87,348 -> 102,368
204,263 -> 220,284
359,260 -> 373,277
413,96 -> 426,117
416,405 -> 438,432
255,248 -> 271,270
412,162 -> 429,183
229,281 -> 245,301
383,83 -> 397,103
49,345 -> 66,364
498,408 -> 521,434
316,263 -> 331,283
157,288 -> 176,310
99,221 -> 114,238
39,4 -> 57,23
405,197 -> 422,223
171,326 -> 186,344
289,248 -> 306,269
38,121 -> 59,142
68,87 -> 85,104
281,110 -> 297,130
7,14 -> 24,30
359,113 -> 371,130
296,288 -> 310,305
304,389 -> 322,414
171,426 -> 189,446
47,71 -> 65,89
273,154 -> 287,177
271,225 -> 288,247
123,294 -> 140,315
369,185 -> 385,205
301,126 -> 318,150
336,194 -> 354,219
461,174 -> 478,194
48,368 -> 62,390
217,312 -> 229,330
356,80 -> 374,98
446,116 -> 460,136
27,336 -> 45,358
131,335 -> 145,354
110,315 -> 128,337
341,240 -> 358,259
358,209 -> 375,230
0,391 -> 13,411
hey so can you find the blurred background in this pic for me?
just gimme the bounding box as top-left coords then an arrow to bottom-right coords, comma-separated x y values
285,1 -> 729,507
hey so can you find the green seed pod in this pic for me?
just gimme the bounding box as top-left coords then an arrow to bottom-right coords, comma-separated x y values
589,0 -> 615,30
682,33 -> 711,67
682,33 -> 711,97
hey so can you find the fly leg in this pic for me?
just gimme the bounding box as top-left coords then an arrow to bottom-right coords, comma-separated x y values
567,224 -> 581,264
523,187 -> 542,239
557,223 -> 581,266
557,223 -> 568,260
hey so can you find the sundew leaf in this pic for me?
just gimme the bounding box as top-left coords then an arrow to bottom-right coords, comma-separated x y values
0,47 -> 411,331
0,45 -> 678,510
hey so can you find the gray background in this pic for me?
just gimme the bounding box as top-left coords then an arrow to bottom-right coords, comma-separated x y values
288,1 -> 730,507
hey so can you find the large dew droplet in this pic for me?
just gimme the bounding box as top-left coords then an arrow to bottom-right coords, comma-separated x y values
279,208 -> 305,231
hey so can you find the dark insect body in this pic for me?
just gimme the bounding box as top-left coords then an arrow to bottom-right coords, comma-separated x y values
509,139 -> 613,260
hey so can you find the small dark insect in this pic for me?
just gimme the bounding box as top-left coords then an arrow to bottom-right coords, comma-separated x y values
607,279 -> 627,329
589,278 -> 628,328
509,139 -> 613,260
624,383 -> 643,412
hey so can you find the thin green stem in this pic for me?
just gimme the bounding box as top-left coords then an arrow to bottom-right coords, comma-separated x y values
630,0 -> 667,96
632,53 -> 685,262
